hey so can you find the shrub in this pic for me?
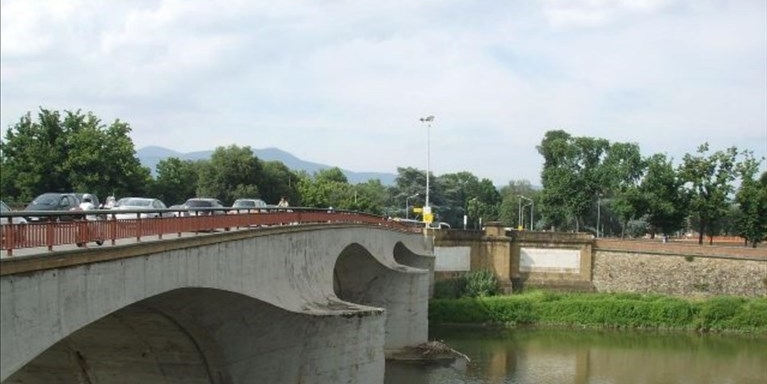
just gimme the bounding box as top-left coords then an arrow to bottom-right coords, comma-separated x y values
465,269 -> 501,298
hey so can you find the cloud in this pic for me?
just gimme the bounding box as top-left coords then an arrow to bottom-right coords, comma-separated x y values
1,0 -> 765,185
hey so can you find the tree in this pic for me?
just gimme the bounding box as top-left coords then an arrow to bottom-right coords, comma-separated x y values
196,145 -> 262,205
537,130 -> 610,232
259,161 -> 300,206
498,180 -> 539,228
150,158 -> 201,205
734,152 -> 767,247
601,142 -> 645,237
679,143 -> 738,245
297,167 -> 350,209
0,108 -> 150,202
638,154 -> 688,237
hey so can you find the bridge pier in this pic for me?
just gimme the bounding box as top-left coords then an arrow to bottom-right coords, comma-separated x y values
334,244 -> 430,352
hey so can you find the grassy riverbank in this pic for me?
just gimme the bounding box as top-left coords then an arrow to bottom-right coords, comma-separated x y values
429,291 -> 767,334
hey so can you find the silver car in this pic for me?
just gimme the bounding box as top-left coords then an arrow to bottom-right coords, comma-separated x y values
111,197 -> 168,220
230,198 -> 269,213
1,200 -> 27,246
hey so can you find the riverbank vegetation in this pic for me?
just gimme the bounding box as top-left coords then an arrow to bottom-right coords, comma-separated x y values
429,291 -> 767,335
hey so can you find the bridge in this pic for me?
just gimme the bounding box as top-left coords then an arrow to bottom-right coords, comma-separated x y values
0,209 -> 435,383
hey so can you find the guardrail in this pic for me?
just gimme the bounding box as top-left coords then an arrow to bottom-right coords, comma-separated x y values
0,207 -> 420,256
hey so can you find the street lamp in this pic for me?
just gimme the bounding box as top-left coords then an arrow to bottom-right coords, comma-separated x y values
405,193 -> 419,220
419,115 -> 434,214
519,195 -> 534,231
596,194 -> 601,238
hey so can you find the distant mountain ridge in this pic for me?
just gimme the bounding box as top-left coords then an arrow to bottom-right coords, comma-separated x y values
136,146 -> 397,185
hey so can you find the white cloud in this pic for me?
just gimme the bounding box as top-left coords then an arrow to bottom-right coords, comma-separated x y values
1,0 -> 765,185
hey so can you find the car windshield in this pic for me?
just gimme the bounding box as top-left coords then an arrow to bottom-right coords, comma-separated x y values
233,200 -> 256,208
0,201 -> 9,213
186,200 -> 214,208
31,193 -> 60,206
116,198 -> 152,207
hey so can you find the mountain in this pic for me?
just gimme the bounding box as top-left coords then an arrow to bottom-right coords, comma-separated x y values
136,146 -> 397,185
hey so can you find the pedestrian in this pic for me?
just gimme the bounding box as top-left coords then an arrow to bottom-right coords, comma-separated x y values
277,197 -> 289,208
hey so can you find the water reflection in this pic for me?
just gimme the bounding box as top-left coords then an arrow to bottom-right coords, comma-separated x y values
385,327 -> 767,384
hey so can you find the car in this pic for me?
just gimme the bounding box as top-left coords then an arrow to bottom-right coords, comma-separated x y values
24,192 -> 81,221
182,198 -> 227,216
110,197 -> 169,220
1,200 -> 28,246
75,193 -> 100,210
229,198 -> 269,214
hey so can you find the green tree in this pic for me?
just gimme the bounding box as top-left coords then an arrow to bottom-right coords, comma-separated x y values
259,161 -> 300,206
601,142 -> 645,237
498,180 -> 539,229
537,130 -> 610,232
734,152 -> 767,247
0,108 -> 150,202
150,158 -> 201,205
297,167 -> 350,209
679,143 -> 738,245
196,145 -> 262,205
640,154 -> 688,237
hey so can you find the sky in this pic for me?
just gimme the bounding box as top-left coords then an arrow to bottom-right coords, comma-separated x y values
1,0 -> 766,185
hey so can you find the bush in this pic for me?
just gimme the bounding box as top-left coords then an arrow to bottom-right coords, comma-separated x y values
464,269 -> 501,298
433,269 -> 501,299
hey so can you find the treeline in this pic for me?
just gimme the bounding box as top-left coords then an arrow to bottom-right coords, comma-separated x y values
1,109 -> 765,246
537,130 -> 767,246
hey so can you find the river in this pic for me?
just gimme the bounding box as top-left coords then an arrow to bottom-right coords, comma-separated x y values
385,327 -> 767,384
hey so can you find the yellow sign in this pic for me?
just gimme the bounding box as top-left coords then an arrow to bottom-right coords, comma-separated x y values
413,207 -> 423,213
423,213 -> 434,223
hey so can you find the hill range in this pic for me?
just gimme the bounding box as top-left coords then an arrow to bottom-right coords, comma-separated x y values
136,146 -> 397,185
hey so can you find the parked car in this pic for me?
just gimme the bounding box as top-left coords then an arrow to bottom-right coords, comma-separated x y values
110,197 -> 169,220
75,193 -> 100,210
1,200 -> 27,246
182,198 -> 227,216
24,192 -> 81,221
168,204 -> 185,217
229,198 -> 269,214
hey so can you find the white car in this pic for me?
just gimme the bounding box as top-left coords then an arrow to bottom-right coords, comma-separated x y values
110,197 -> 168,220
1,200 -> 27,246
0,201 -> 27,225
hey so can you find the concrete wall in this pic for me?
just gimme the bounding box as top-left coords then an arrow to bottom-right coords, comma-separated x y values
0,225 -> 432,383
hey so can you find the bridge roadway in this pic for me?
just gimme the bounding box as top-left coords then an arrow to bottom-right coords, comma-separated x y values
0,213 -> 435,384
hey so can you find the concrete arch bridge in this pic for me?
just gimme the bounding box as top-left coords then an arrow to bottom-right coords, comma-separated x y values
0,223 -> 434,384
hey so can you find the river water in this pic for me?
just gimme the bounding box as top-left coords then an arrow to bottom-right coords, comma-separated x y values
385,327 -> 767,384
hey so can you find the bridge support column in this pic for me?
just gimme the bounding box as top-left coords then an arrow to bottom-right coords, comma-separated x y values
335,246 -> 430,352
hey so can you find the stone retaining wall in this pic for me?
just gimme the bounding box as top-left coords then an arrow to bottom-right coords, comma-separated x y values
593,251 -> 767,297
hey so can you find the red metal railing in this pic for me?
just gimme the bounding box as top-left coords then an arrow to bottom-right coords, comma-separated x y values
0,208 -> 420,256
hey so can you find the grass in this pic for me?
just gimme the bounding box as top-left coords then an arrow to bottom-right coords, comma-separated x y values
429,291 -> 767,335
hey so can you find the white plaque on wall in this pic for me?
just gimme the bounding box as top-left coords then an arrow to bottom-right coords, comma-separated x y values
520,248 -> 580,273
434,246 -> 471,271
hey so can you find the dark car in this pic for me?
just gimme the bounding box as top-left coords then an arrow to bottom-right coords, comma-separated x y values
24,192 -> 81,221
182,198 -> 227,216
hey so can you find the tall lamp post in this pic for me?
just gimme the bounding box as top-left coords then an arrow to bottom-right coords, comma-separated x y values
405,193 -> 419,220
596,194 -> 601,238
519,195 -> 534,231
419,115 -> 434,222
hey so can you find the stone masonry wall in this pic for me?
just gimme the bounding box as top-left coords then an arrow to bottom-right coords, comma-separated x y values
593,251 -> 767,297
